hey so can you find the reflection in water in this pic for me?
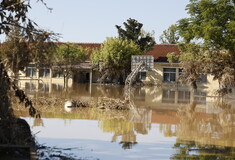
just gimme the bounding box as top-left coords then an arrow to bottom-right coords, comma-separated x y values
162,89 -> 207,105
16,82 -> 235,159
169,101 -> 235,159
162,89 -> 175,103
172,141 -> 235,160
21,102 -> 235,159
100,118 -> 137,149
175,102 -> 235,147
178,90 -> 190,104
98,108 -> 152,149
21,82 -> 209,107
33,117 -> 44,127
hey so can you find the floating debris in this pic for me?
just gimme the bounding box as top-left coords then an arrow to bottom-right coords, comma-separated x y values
13,96 -> 130,113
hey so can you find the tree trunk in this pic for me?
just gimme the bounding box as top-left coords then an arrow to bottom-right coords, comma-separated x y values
0,61 -> 14,120
63,74 -> 69,91
0,60 -> 35,147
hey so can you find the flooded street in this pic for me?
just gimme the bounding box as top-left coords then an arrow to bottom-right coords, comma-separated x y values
16,83 -> 235,159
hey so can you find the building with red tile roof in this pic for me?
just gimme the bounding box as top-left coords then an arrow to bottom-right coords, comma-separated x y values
19,42 -> 219,94
71,43 -> 180,61
145,44 -> 180,62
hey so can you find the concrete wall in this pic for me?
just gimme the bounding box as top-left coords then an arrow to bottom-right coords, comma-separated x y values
18,69 -> 73,87
142,62 -> 220,96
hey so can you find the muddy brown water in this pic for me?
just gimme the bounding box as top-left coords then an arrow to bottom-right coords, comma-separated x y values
16,82 -> 235,160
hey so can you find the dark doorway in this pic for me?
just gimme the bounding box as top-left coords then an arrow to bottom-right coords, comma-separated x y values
73,71 -> 90,83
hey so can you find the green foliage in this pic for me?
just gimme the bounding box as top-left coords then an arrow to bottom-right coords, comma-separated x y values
175,0 -> 235,94
0,0 -> 57,121
0,0 -> 55,41
0,1 -> 58,67
91,37 -> 141,83
116,18 -> 156,53
179,49 -> 207,89
0,0 -> 31,34
166,52 -> 179,63
178,0 -> 235,51
29,30 -> 58,67
54,43 -> 88,79
159,24 -> 180,44
55,43 -> 87,66
91,48 -> 101,65
0,38 -> 31,74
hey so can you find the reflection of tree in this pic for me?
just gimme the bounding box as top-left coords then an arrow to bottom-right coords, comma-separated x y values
99,118 -> 137,148
172,141 -> 235,160
130,108 -> 152,135
119,141 -> 137,150
134,123 -> 149,135
176,102 -> 235,147
98,108 -> 152,149
33,117 -> 44,127
159,124 -> 176,137
171,101 -> 235,159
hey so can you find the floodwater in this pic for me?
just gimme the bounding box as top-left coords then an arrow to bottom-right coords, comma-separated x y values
17,82 -> 235,160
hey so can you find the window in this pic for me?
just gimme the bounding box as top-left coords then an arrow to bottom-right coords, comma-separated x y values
39,68 -> 50,77
53,71 -> 64,78
131,55 -> 154,71
178,68 -> 207,83
26,67 -> 36,77
139,72 -> 146,80
162,90 -> 175,103
179,68 -> 207,83
178,91 -> 191,104
163,68 -> 176,82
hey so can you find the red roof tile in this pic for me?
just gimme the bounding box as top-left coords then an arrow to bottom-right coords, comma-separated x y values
74,43 -> 101,50
56,43 -> 180,61
145,44 -> 180,61
56,42 -> 101,53
56,42 -> 101,58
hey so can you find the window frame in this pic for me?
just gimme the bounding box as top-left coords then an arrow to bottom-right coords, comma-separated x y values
39,68 -> 50,78
163,68 -> 176,82
26,67 -> 36,77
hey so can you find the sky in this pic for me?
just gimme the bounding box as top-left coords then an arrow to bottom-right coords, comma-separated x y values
26,0 -> 190,43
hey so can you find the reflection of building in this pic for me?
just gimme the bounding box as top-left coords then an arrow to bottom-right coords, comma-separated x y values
162,89 -> 206,105
133,86 -> 208,110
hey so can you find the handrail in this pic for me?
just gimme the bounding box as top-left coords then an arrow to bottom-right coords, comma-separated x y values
125,61 -> 144,87
124,61 -> 145,104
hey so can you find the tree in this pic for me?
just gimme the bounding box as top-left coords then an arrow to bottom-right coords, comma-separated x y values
0,26 -> 31,78
0,24 -> 57,81
91,37 -> 141,84
29,30 -> 58,68
175,0 -> 235,95
178,0 -> 235,51
116,18 -> 156,53
159,24 -> 180,44
54,43 -> 88,87
0,0 -> 57,148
